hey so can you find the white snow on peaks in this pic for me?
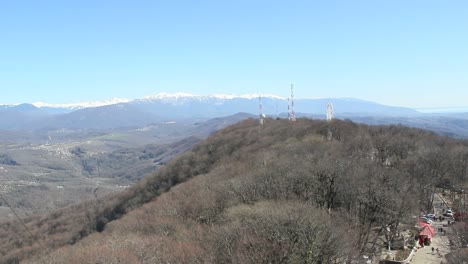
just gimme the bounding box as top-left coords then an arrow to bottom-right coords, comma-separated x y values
32,98 -> 131,109
142,92 -> 198,100
142,93 -> 286,100
30,93 -> 288,110
208,94 -> 286,100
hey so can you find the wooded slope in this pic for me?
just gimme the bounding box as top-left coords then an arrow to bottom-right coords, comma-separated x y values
2,118 -> 467,263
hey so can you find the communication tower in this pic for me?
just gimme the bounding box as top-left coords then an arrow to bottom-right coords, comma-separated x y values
326,102 -> 334,141
326,102 -> 334,121
259,95 -> 265,125
289,84 -> 296,121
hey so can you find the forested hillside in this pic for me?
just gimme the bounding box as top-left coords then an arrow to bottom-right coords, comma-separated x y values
2,118 -> 468,263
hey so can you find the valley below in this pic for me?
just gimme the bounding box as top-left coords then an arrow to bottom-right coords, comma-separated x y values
0,115 -> 247,222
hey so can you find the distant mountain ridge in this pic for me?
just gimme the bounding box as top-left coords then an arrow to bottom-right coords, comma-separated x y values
1,98 -> 131,115
3,93 -> 468,116
0,93 -> 422,119
2,93 -> 468,137
32,97 -> 132,110
141,92 -> 285,101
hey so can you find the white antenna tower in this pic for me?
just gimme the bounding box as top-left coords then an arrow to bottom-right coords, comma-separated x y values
289,84 -> 296,121
326,102 -> 334,121
259,95 -> 265,125
326,102 -> 334,141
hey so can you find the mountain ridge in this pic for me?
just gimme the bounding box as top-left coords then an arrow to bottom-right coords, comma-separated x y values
2,93 -> 468,115
0,93 -> 423,113
2,93 -> 468,138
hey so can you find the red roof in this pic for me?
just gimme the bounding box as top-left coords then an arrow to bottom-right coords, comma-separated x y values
419,225 -> 435,237
418,221 -> 430,227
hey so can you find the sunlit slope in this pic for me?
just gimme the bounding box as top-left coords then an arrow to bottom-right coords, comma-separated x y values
2,118 -> 467,263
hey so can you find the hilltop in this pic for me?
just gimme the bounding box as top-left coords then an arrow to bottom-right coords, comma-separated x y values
1,118 -> 468,263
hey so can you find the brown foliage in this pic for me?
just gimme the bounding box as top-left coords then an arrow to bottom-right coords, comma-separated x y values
2,118 -> 468,263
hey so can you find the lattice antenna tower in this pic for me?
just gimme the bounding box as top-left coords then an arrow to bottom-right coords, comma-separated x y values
259,95 -> 265,126
326,102 -> 334,141
326,102 -> 334,121
289,84 -> 296,121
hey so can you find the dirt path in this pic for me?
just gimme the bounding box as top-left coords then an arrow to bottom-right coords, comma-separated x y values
411,193 -> 451,264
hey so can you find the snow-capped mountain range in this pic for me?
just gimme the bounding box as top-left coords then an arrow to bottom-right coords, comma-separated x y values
142,92 -> 285,101
13,93 -> 284,110
1,93 -> 468,137
0,92 -> 422,118
4,92 -> 462,114
32,97 -> 132,110
1,93 -> 286,110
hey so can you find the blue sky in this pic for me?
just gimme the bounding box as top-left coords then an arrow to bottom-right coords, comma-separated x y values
0,1 -> 467,108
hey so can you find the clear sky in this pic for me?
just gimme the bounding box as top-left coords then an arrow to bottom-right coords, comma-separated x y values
0,0 -> 467,108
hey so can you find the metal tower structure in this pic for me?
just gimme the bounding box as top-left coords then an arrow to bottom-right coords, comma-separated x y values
259,95 -> 265,125
289,84 -> 296,121
326,102 -> 334,121
326,102 -> 334,141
